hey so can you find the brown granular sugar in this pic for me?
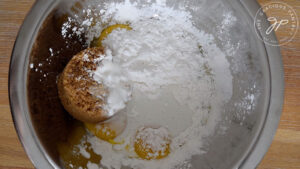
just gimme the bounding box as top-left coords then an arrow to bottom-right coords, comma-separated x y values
57,47 -> 110,123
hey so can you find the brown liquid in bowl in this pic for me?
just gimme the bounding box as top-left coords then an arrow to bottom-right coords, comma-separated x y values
27,11 -> 87,164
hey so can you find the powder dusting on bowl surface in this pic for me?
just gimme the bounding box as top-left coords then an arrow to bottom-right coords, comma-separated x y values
58,0 -> 234,169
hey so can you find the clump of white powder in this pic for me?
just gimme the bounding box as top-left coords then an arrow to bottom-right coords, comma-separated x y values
66,0 -> 233,169
93,50 -> 132,117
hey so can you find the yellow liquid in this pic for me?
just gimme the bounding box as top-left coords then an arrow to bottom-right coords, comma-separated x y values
57,122 -> 101,169
91,24 -> 132,47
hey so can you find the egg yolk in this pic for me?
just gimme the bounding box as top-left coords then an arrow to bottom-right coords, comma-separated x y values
91,24 -> 132,47
84,122 -> 116,141
134,127 -> 171,160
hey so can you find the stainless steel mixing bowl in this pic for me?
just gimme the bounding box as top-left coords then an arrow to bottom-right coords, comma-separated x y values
9,0 -> 284,168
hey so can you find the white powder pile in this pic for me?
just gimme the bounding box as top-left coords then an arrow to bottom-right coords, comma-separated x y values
66,0 -> 233,169
93,50 -> 132,117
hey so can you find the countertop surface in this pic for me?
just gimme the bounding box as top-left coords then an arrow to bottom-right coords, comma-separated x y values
0,0 -> 299,168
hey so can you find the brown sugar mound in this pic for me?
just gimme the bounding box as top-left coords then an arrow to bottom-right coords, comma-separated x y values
57,47 -> 109,123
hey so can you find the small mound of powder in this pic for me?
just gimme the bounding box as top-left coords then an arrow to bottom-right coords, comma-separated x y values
93,50 -> 132,117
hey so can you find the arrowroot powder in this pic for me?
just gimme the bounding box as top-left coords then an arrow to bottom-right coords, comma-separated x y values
65,0 -> 234,169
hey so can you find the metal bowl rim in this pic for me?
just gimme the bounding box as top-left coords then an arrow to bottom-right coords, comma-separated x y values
8,0 -> 284,169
